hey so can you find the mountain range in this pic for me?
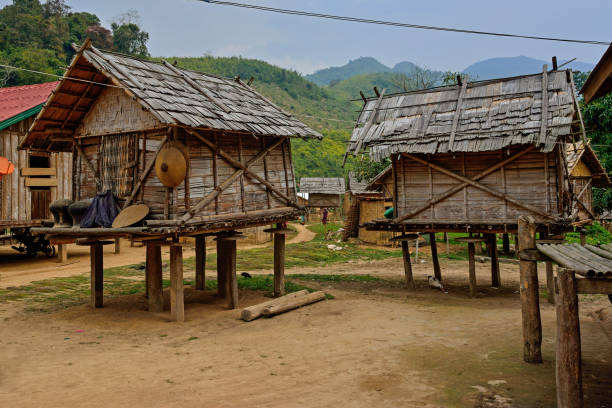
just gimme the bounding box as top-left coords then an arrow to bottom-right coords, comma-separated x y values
306,56 -> 595,85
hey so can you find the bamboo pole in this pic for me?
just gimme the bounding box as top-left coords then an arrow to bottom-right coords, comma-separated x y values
518,216 -> 542,363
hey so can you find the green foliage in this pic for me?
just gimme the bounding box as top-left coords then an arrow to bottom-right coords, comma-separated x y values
351,155 -> 390,182
111,22 -> 149,57
565,222 -> 612,245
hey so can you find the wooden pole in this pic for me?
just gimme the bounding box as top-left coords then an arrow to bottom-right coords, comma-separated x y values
556,269 -> 583,408
579,229 -> 587,246
546,262 -> 555,304
502,233 -> 510,254
170,244 -> 184,322
217,239 -> 227,298
226,239 -> 238,309
488,234 -> 501,288
444,232 -> 449,255
273,232 -> 286,297
429,232 -> 442,281
468,242 -> 477,298
401,241 -> 415,289
114,238 -> 121,254
146,242 -> 163,312
90,243 -> 103,308
57,243 -> 68,263
518,216 -> 542,363
195,235 -> 206,290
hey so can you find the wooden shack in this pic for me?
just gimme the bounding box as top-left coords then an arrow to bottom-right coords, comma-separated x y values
19,41 -> 320,321
566,140 -> 611,222
0,82 -> 72,232
347,68 -> 587,293
299,177 -> 345,208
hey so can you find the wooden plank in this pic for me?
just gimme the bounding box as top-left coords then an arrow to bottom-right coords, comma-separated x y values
170,244 -> 185,322
21,167 -> 56,176
518,216 -> 542,363
274,232 -> 286,297
237,136 -> 246,212
25,178 -> 58,187
195,235 -> 206,290
447,80 -> 468,152
538,64 -> 549,145
575,278 -> 612,294
146,242 -> 164,312
544,153 -> 550,213
90,243 -> 104,308
555,269 -> 583,408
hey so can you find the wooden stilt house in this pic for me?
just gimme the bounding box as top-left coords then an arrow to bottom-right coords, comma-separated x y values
347,67 -> 586,294
19,41 -> 320,320
299,177 -> 345,208
0,82 -> 72,232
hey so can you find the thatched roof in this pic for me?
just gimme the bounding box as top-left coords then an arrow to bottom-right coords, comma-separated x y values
566,140 -> 612,187
347,172 -> 371,194
299,177 -> 345,194
581,43 -> 612,104
20,41 -> 321,151
347,70 -> 579,161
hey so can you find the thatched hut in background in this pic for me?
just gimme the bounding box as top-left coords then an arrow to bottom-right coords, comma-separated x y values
566,140 -> 611,222
299,177 -> 345,208
19,41 -> 321,320
0,82 -> 72,254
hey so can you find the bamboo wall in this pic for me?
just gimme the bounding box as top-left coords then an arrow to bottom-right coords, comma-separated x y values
1,117 -> 72,226
394,148 -> 561,224
73,90 -> 297,221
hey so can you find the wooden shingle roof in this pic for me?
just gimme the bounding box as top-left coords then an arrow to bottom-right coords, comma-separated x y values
299,177 -> 345,194
347,70 -> 579,161
20,42 -> 321,151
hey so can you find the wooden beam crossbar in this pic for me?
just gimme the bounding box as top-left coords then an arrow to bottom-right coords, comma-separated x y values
400,152 -> 558,222
447,80 -> 468,152
394,146 -> 536,223
182,131 -> 293,222
123,135 -> 169,209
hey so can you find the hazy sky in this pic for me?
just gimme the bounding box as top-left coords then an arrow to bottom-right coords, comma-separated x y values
3,0 -> 611,74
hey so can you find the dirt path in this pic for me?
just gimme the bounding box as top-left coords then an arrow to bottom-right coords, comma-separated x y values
0,256 -> 610,407
287,222 -> 316,244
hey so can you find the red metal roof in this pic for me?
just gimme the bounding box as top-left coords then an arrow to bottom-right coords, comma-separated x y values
0,82 -> 58,123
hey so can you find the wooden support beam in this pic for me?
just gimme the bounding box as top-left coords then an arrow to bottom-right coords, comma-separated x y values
518,216 -> 543,363
170,244 -> 185,322
74,142 -> 101,190
146,242 -> 164,312
546,262 -> 556,304
195,235 -> 206,290
555,269 -> 583,408
579,229 -> 587,246
352,88 -> 386,155
216,238 -> 227,298
123,134 -> 169,209
447,80 -> 468,151
429,232 -> 441,281
274,232 -> 286,297
468,242 -> 477,298
226,239 -> 238,309
402,153 -> 558,221
575,278 -> 612,295
539,65 -> 549,145
502,233 -> 510,254
488,233 -> 501,288
90,243 -> 103,308
114,238 -> 121,254
395,146 -> 535,223
57,243 -> 68,263
401,240 -> 414,289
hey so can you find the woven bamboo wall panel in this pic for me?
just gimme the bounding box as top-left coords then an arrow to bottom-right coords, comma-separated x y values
76,87 -> 161,137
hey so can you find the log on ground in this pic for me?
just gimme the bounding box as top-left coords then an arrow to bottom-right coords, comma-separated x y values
262,291 -> 326,317
241,290 -> 309,322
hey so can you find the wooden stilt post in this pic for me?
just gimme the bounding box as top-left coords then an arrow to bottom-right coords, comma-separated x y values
401,241 -> 414,289
502,233 -> 510,254
146,242 -> 163,312
226,239 -> 238,309
468,242 -> 477,298
546,262 -> 555,304
488,234 -> 501,288
57,243 -> 68,263
170,244 -> 184,322
195,235 -> 206,290
579,229 -> 587,246
114,238 -> 121,254
429,232 -> 442,281
274,232 -> 286,297
518,215 -> 542,363
556,269 -> 583,408
444,232 -> 449,255
217,238 -> 227,298
90,243 -> 103,308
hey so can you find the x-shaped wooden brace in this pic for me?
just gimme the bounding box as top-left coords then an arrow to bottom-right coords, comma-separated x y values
182,129 -> 299,222
394,145 -> 559,223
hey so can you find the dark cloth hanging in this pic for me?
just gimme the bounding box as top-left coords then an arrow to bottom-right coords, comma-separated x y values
80,190 -> 119,228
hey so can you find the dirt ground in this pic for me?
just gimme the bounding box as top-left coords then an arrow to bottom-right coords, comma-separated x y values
0,237 -> 611,407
